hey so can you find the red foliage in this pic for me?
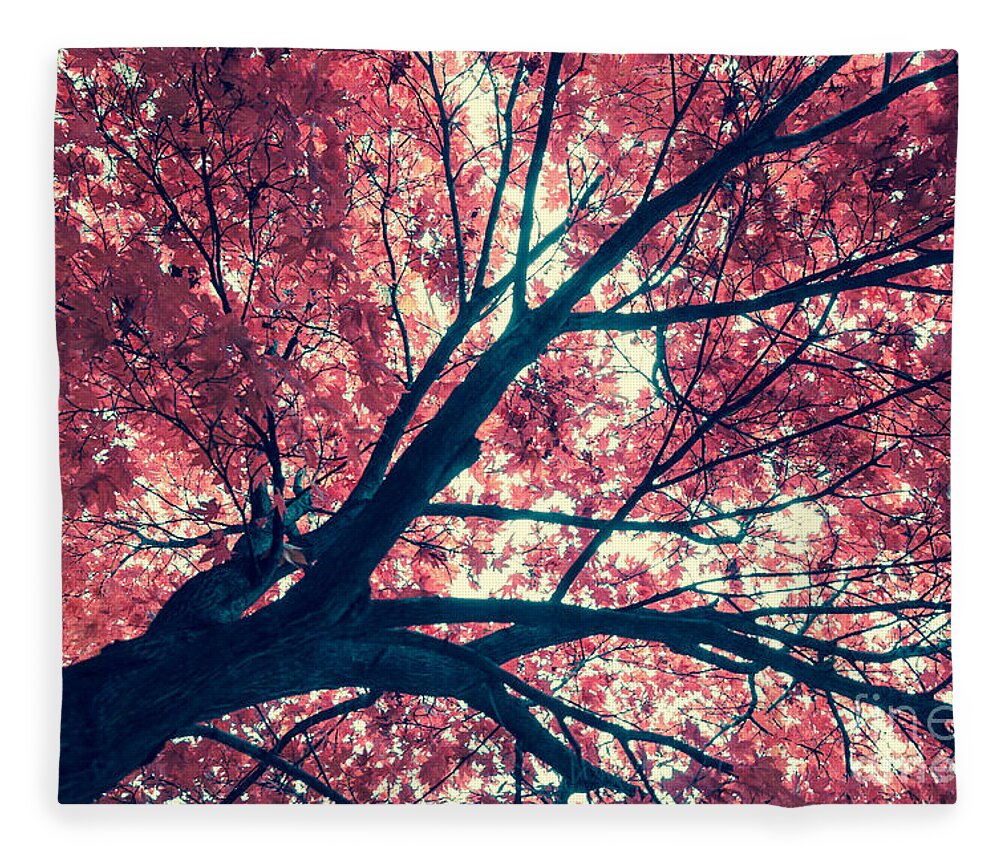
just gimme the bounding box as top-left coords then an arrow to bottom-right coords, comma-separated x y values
58,49 -> 955,804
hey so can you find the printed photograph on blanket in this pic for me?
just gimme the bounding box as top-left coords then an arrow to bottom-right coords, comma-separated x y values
55,50 -> 956,804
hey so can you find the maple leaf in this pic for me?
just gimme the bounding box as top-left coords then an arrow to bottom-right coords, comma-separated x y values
281,543 -> 308,568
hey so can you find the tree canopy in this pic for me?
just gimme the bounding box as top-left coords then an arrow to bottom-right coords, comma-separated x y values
56,48 -> 956,804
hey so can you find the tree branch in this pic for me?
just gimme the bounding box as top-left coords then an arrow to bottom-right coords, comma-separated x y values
183,723 -> 352,803
563,250 -> 952,333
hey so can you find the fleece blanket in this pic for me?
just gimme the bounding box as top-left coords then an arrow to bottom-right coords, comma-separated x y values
56,49 -> 956,803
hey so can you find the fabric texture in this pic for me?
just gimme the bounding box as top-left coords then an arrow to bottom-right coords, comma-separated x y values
56,49 -> 956,804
